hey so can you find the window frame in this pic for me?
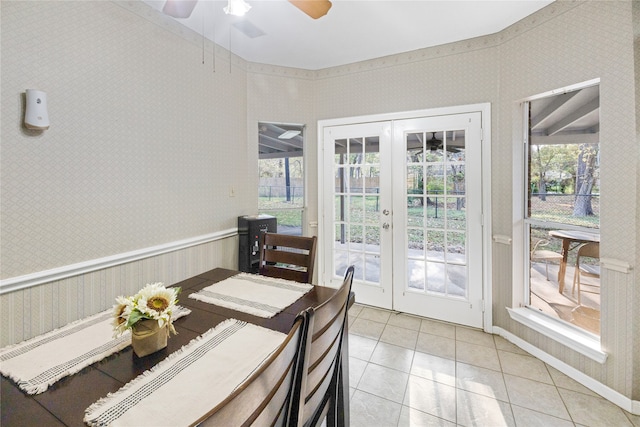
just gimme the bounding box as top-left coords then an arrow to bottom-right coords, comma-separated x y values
509,78 -> 606,363
257,122 -> 307,236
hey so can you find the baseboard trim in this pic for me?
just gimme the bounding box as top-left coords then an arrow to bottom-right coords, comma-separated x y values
493,326 -> 639,415
0,228 -> 237,295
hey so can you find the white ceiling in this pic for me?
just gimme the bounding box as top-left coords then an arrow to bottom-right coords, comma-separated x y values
142,0 -> 554,70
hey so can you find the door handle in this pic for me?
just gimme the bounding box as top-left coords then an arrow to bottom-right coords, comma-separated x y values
383,209 -> 390,215
382,223 -> 390,230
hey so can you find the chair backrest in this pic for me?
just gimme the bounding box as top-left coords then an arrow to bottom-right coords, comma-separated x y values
577,242 -> 599,260
259,233 -> 318,284
296,266 -> 355,426
193,313 -> 309,427
531,238 -> 549,254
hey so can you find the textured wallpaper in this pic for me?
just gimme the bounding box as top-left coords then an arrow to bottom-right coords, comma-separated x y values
1,1 -> 248,279
496,0 -> 637,399
1,0 -> 638,403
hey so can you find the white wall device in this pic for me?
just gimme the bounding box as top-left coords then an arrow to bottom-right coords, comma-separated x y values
24,89 -> 50,130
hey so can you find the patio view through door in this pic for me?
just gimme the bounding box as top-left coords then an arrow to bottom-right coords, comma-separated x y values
321,110 -> 485,328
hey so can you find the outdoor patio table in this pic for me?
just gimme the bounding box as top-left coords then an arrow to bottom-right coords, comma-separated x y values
548,230 -> 600,293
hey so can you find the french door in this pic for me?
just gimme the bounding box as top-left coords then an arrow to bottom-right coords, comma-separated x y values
392,113 -> 483,327
322,122 -> 393,308
321,110 -> 485,328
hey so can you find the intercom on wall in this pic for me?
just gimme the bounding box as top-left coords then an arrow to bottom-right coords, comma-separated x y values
24,89 -> 50,130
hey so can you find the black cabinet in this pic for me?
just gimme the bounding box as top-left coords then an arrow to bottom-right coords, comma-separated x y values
238,214 -> 277,273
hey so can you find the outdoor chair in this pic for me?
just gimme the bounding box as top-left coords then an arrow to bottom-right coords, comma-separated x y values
571,242 -> 600,305
530,239 -> 563,281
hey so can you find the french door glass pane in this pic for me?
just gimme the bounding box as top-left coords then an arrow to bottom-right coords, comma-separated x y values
446,197 -> 466,230
426,262 -> 445,293
350,252 -> 364,280
407,198 -> 424,227
447,264 -> 467,297
334,224 -> 346,245
349,195 -> 363,220
425,164 -> 444,194
408,228 -> 425,254
447,231 -> 466,261
426,230 -> 445,261
408,259 -> 425,290
407,166 -> 423,194
349,168 -> 363,193
365,226 -> 380,246
349,138 -> 363,164
364,254 -> 381,282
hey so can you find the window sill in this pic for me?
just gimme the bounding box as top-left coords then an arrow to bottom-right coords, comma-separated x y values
507,307 -> 607,364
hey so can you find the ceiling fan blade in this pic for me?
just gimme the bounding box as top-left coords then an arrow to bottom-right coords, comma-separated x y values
163,0 -> 198,18
288,0 -> 332,19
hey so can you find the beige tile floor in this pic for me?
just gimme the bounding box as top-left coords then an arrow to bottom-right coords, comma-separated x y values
347,304 -> 640,427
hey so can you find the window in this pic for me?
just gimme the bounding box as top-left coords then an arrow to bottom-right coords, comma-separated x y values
258,123 -> 305,236
524,82 -> 600,336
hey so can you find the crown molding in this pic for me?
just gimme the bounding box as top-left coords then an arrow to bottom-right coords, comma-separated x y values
113,0 -> 583,80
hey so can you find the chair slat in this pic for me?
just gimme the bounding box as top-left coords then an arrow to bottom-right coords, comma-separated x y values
306,338 -> 340,396
261,266 -> 309,284
308,307 -> 344,368
264,250 -> 310,267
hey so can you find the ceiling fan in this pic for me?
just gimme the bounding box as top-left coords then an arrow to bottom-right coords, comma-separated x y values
426,132 -> 460,153
162,0 -> 332,20
288,0 -> 332,19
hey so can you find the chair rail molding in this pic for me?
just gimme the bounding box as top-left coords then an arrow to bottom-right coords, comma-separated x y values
0,228 -> 237,295
600,257 -> 632,274
492,234 -> 512,245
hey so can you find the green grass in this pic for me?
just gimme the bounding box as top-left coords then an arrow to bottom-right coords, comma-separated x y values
530,195 -> 599,229
259,197 -> 304,227
333,197 -> 467,250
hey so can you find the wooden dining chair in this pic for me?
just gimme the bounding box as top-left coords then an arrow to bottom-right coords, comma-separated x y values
191,312 -> 309,427
294,266 -> 355,427
571,242 -> 600,305
259,233 -> 318,284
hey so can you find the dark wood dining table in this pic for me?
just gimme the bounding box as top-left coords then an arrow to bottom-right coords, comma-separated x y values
1,268 -> 351,427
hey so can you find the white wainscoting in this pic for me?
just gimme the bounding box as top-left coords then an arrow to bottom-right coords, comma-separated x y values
0,231 -> 238,347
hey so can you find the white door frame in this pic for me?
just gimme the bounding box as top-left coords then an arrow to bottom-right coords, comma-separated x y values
318,103 -> 493,332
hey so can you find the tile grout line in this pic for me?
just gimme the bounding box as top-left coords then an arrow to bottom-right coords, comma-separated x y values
350,304 -> 623,426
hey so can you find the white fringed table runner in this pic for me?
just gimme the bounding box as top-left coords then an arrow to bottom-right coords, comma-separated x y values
188,273 -> 313,318
84,319 -> 286,427
0,306 -> 191,395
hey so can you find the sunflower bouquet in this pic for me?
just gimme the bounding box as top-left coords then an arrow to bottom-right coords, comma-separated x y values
112,282 -> 181,338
